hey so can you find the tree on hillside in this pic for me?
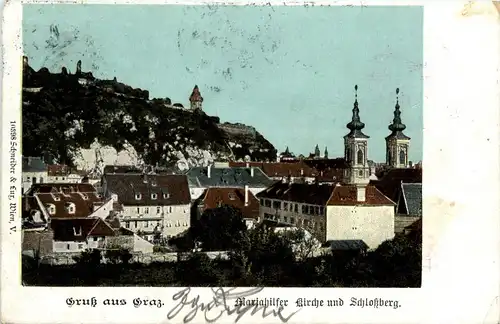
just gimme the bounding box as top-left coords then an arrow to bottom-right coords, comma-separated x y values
191,205 -> 248,251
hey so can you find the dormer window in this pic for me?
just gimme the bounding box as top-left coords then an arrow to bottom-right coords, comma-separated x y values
135,193 -> 142,200
151,181 -> 157,187
228,193 -> 236,200
73,226 -> 82,236
65,202 -> 76,214
45,204 -> 56,215
151,193 -> 158,200
163,192 -> 170,199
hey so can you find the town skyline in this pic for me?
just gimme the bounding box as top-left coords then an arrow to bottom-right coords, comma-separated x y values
23,4 -> 423,162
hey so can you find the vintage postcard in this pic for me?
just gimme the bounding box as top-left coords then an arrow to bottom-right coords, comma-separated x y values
1,1 -> 499,323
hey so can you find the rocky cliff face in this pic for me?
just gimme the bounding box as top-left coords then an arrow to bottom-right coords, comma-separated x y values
22,59 -> 277,175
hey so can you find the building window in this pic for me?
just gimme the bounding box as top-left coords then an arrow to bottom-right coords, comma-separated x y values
137,207 -> 140,214
259,199 -> 263,205
145,207 -> 149,214
284,216 -> 288,223
294,204 -> 298,213
152,193 -> 158,200
357,148 -> 364,165
156,207 -> 161,214
359,170 -> 363,177
302,205 -> 306,214
32,177 -> 37,184
315,206 -> 319,215
134,221 -> 138,228
78,244 -> 84,249
272,201 -> 281,209
284,202 -> 288,211
399,149 -> 406,165
290,217 -> 295,224
93,237 -> 98,241
125,222 -> 130,229
67,244 -> 70,250
40,177 -> 44,183
169,206 -> 172,213
62,177 -> 65,181
135,193 -> 142,200
145,222 -> 148,228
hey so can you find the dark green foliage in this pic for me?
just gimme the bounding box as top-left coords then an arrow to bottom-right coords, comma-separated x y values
73,249 -> 101,266
22,66 -> 277,166
190,205 -> 248,251
23,222 -> 421,287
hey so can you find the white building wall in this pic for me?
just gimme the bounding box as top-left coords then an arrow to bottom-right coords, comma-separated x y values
326,205 -> 395,250
133,234 -> 154,253
120,204 -> 190,239
259,199 -> 327,241
47,173 -> 82,183
22,171 -> 48,193
53,241 -> 88,253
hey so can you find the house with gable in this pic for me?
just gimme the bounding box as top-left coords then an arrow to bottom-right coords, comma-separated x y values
102,173 -> 192,241
195,185 -> 260,229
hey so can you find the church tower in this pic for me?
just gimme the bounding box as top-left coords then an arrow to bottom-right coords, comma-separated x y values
189,85 -> 203,110
344,85 -> 370,185
385,88 -> 411,168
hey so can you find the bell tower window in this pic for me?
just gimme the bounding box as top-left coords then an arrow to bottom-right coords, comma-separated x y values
399,149 -> 406,165
357,149 -> 364,165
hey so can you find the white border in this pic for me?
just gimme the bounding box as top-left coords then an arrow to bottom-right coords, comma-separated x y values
2,1 -> 500,323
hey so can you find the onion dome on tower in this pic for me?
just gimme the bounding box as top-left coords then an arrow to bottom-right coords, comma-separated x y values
386,88 -> 411,140
345,85 -> 369,139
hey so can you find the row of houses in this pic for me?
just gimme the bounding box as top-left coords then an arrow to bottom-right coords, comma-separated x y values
21,156 -> 100,194
22,159 -> 422,257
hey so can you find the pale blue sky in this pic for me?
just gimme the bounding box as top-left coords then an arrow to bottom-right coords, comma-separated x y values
23,5 -> 423,162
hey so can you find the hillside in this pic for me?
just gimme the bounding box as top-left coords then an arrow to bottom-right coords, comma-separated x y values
22,58 -> 277,174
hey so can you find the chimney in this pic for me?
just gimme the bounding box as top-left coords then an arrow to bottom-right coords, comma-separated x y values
250,167 -> 254,177
207,164 -> 211,178
244,185 -> 249,206
356,186 -> 366,202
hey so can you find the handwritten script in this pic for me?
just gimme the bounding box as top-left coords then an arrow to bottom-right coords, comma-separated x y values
167,287 -> 301,323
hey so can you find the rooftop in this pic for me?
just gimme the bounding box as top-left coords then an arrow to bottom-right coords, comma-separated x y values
186,166 -> 274,188
199,187 -> 260,220
103,173 -> 191,206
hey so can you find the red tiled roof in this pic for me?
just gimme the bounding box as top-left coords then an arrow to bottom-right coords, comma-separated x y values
104,174 -> 191,206
36,192 -> 103,219
50,218 -> 115,242
327,185 -> 395,206
200,187 -> 260,220
25,183 -> 97,196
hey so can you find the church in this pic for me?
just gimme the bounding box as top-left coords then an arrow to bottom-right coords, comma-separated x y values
258,85 -> 422,250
